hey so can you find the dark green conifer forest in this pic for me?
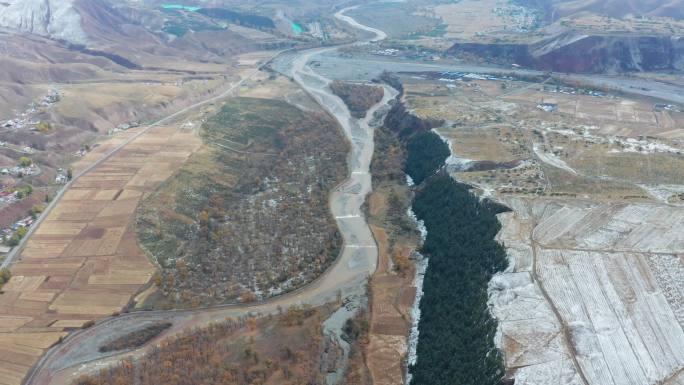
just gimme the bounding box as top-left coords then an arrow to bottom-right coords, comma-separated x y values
405,131 -> 450,184
381,85 -> 509,384
408,174 -> 509,385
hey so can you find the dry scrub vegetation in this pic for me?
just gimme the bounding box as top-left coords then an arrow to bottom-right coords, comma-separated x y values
329,81 -> 384,118
98,322 -> 172,353
137,98 -> 348,307
365,123 -> 421,385
76,305 -> 340,385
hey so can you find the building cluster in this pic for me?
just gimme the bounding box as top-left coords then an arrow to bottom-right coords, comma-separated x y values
492,3 -> 541,32
0,165 -> 38,177
368,45 -> 443,61
541,85 -> 608,98
1,118 -> 38,130
436,71 -> 512,82
55,168 -> 69,184
109,120 -> 141,135
306,22 -> 325,40
0,89 -> 60,131
0,190 -> 18,205
1,215 -> 33,245
653,104 -> 681,112
536,102 -> 558,112
372,48 -> 400,56
42,89 -> 61,105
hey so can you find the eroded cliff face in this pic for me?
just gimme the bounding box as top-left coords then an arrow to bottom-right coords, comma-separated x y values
532,34 -> 684,72
383,96 -> 443,141
449,33 -> 684,73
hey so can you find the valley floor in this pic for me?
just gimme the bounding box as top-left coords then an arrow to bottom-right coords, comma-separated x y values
6,5 -> 684,385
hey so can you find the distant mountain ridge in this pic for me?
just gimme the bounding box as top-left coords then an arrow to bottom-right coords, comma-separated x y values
519,0 -> 684,22
447,0 -> 684,73
450,32 -> 684,73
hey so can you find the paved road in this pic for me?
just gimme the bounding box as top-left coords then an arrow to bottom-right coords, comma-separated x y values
312,56 -> 684,105
22,4 -> 684,384
24,8 -> 394,385
0,62 -> 273,271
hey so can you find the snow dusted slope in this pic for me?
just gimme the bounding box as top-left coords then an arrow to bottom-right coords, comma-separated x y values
492,198 -> 684,385
0,0 -> 87,44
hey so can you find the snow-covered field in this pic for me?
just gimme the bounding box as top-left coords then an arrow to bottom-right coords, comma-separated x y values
492,198 -> 684,385
534,202 -> 684,253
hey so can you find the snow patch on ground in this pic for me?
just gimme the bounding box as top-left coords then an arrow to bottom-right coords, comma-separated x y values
432,128 -> 475,172
405,252 -> 427,383
489,208 -> 581,384
637,184 -> 684,204
540,122 -> 683,156
533,142 -> 578,175
0,0 -> 88,44
405,200 -> 427,383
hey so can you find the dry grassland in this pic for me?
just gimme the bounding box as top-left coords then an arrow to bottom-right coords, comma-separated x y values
229,25 -> 279,41
405,80 -> 517,122
422,0 -> 519,39
567,150 -> 684,186
541,165 -> 648,199
0,124 -> 202,384
366,124 -> 421,385
442,125 -> 526,163
503,89 -> 684,138
55,77 -> 227,133
564,14 -> 684,35
405,77 -> 684,200
413,0 -> 538,45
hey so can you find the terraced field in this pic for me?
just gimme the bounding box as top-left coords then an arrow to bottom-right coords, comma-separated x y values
0,124 -> 201,385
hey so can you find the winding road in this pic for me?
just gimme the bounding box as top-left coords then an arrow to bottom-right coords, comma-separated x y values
18,4 -> 684,385
23,7 -> 394,385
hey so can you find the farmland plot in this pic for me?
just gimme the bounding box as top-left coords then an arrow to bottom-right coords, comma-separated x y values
0,125 -> 201,385
493,198 -> 684,385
